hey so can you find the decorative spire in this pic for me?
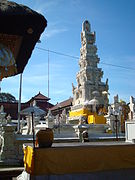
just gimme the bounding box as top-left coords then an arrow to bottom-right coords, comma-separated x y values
82,20 -> 91,32
72,20 -> 109,107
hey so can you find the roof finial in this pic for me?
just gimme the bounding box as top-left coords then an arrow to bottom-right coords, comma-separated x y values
82,20 -> 91,32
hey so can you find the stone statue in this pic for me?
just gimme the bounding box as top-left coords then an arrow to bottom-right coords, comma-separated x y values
108,106 -> 113,116
61,109 -> 67,124
114,94 -> 118,104
0,105 -> 6,125
26,116 -> 32,134
46,110 -> 54,120
0,105 -> 4,113
46,110 -> 54,128
6,114 -> 11,124
72,83 -> 75,94
79,116 -> 86,125
129,96 -> 135,120
105,95 -> 122,133
34,116 -> 40,126
106,78 -> 108,87
20,117 -> 26,130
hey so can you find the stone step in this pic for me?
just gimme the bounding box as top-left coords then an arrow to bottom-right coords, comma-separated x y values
0,167 -> 24,180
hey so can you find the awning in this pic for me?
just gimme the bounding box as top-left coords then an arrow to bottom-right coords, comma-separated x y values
0,1 -> 47,80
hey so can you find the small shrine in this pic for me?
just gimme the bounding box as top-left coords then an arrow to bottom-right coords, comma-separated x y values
69,20 -> 109,124
129,96 -> 135,120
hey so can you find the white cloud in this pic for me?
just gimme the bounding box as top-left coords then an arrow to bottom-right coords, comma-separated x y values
21,95 -> 29,103
51,89 -> 65,95
23,75 -> 48,85
45,28 -> 68,38
31,61 -> 64,69
33,0 -> 59,14
100,55 -> 135,68
40,18 -> 68,39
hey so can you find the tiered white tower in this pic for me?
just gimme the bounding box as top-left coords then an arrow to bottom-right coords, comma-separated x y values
72,20 -> 109,108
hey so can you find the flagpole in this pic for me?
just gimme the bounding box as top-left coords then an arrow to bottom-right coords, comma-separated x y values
31,111 -> 35,149
48,49 -> 49,98
18,73 -> 22,133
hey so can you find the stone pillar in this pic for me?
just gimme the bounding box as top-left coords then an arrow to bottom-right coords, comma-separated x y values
0,124 -> 20,165
26,116 -> 32,135
46,110 -> 55,129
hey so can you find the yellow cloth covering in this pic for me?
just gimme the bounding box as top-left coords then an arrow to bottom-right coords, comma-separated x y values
69,108 -> 91,117
88,114 -> 106,124
24,145 -> 135,176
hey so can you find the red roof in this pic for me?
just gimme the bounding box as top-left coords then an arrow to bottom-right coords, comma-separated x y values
50,97 -> 73,111
0,102 -> 29,119
0,92 -> 54,119
28,92 -> 50,103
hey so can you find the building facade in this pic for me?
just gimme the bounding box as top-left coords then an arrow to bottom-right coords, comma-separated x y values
0,92 -> 54,119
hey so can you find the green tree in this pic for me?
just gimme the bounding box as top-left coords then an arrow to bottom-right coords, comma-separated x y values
0,92 -> 16,103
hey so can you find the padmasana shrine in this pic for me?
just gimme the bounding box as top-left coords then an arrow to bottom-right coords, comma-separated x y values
69,20 -> 109,124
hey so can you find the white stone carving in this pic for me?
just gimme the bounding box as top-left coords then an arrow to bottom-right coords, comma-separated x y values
72,20 -> 109,107
45,110 -> 55,129
6,114 -> 11,124
0,105 -> 6,125
61,109 -> 67,124
129,96 -> 135,120
105,95 -> 122,133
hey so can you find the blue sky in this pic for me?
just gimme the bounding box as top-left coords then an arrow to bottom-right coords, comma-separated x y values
2,0 -> 135,105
